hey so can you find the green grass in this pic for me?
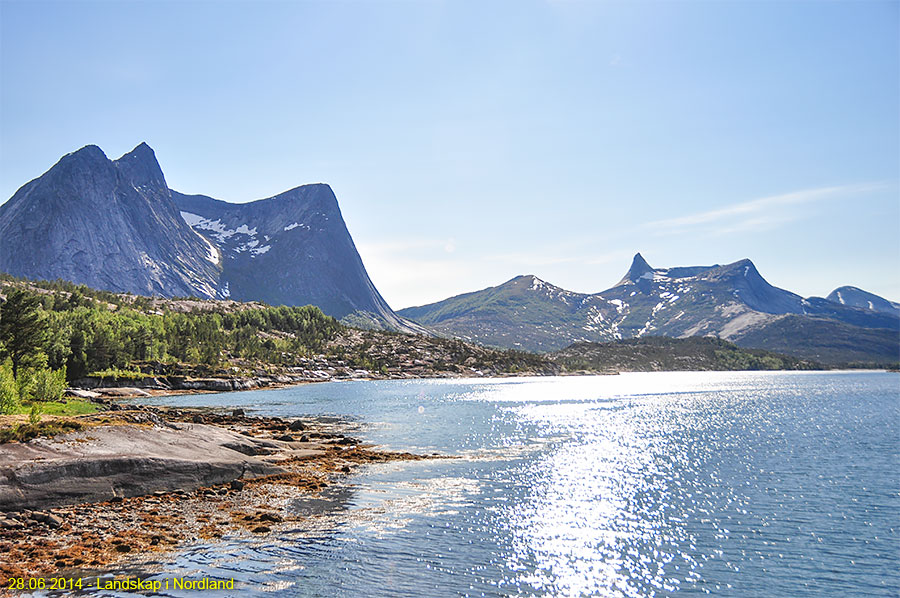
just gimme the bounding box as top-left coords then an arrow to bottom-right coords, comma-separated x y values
88,367 -> 150,380
9,398 -> 100,417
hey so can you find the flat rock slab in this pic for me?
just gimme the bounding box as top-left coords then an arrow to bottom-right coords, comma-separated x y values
0,423 -> 302,512
94,387 -> 151,397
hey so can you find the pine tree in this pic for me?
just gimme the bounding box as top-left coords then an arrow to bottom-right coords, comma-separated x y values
0,289 -> 49,378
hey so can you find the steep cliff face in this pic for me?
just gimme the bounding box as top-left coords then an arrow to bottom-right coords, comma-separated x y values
0,143 -> 424,333
0,143 -> 220,298
173,187 -> 425,332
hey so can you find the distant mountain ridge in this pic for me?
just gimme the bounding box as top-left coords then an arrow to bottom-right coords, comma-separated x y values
0,143 -> 423,333
826,285 -> 900,316
399,253 -> 900,364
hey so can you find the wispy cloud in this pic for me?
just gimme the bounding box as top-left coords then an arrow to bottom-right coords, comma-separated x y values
644,183 -> 888,236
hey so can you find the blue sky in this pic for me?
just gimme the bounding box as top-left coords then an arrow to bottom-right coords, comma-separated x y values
1,0 -> 897,308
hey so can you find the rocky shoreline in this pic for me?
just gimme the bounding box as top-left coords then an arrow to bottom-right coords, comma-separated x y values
65,365 -> 563,403
0,407 -> 438,588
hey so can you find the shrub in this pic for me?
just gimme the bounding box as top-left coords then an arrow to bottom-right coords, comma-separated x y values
0,361 -> 18,414
28,401 -> 43,425
33,366 -> 67,402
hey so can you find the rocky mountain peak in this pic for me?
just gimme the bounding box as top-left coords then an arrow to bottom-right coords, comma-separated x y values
63,144 -> 108,163
114,142 -> 167,188
49,145 -> 114,186
617,252 -> 655,286
717,258 -> 759,278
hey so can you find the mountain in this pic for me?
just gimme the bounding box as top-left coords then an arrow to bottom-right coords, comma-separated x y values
172,188 -> 423,332
399,253 -> 900,364
0,143 -> 422,333
826,285 -> 900,317
0,143 -> 219,298
398,274 -> 615,352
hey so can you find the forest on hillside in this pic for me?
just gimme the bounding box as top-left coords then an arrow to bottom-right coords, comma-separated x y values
0,276 -> 341,382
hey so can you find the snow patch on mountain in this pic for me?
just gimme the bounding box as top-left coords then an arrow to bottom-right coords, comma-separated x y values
608,299 -> 628,314
186,228 -> 220,265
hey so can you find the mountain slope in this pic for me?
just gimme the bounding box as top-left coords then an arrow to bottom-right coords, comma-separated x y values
0,143 -> 422,333
399,274 -> 613,352
551,337 -> 820,372
0,144 -> 220,298
172,188 -> 424,332
732,315 -> 899,365
399,253 -> 900,363
826,285 -> 900,316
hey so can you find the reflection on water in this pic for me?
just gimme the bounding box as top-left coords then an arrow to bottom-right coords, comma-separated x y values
40,372 -> 900,597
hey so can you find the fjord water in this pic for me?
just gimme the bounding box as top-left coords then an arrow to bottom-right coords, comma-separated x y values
102,372 -> 897,596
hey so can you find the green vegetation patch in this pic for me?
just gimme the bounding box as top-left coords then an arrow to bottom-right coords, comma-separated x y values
0,278 -> 342,381
88,368 -> 150,381
0,419 -> 84,443
8,399 -> 100,417
552,336 -> 821,372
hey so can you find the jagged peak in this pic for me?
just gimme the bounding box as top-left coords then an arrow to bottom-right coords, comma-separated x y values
65,144 -> 108,161
616,252 -> 655,286
51,145 -> 110,173
27,144 -> 114,195
631,252 -> 652,270
116,141 -> 158,165
115,142 -> 166,187
122,141 -> 154,158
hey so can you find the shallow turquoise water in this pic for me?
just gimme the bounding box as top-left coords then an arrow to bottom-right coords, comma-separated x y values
54,372 -> 900,596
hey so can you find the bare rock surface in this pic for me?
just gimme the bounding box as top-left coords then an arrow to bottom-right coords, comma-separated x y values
0,423 -> 320,512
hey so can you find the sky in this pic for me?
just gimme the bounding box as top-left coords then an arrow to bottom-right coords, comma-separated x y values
1,0 -> 898,308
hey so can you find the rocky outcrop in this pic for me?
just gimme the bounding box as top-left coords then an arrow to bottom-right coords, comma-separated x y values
0,423 -> 288,511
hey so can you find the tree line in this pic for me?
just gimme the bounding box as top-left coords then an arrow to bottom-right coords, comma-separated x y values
0,282 -> 342,394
